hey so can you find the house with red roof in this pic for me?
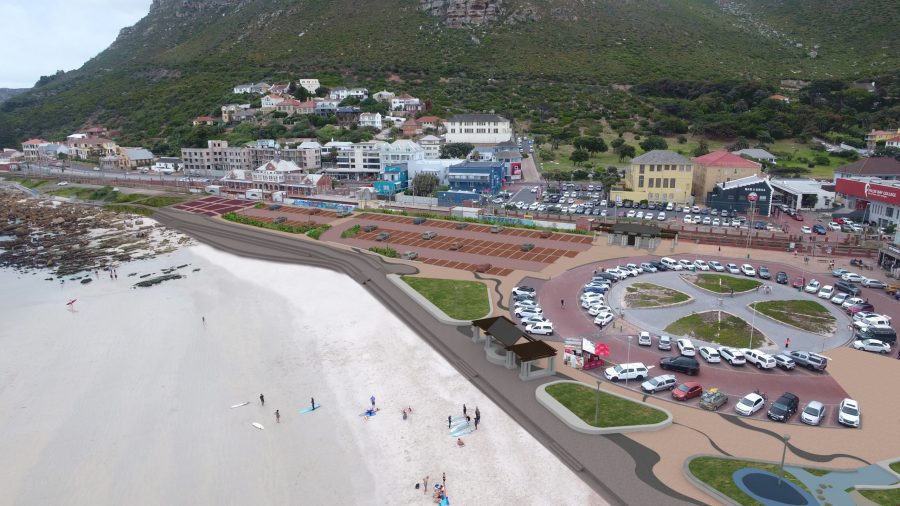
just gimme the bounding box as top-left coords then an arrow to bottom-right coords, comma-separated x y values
768,94 -> 790,103
691,150 -> 762,204
192,116 -> 217,126
885,135 -> 900,149
417,115 -> 443,132
21,138 -> 48,161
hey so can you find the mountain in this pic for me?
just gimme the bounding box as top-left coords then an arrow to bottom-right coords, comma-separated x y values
1,0 -> 897,148
0,88 -> 28,104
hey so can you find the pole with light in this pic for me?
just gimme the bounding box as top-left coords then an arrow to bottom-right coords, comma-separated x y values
625,335 -> 633,387
746,192 -> 758,259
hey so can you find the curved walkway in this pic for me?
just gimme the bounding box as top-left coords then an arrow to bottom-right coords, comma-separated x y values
611,271 -> 853,353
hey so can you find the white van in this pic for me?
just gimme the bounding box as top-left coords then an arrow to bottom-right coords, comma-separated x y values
742,349 -> 776,369
604,362 -> 650,382
660,257 -> 682,271
525,322 -> 553,336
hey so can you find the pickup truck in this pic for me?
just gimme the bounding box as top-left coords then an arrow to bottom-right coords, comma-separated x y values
787,350 -> 828,371
885,283 -> 900,295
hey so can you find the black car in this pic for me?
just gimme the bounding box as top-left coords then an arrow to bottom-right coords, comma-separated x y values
758,266 -> 771,279
659,356 -> 700,376
767,392 -> 799,422
652,261 -> 669,272
594,272 -> 619,283
834,281 -> 861,296
776,271 -> 788,284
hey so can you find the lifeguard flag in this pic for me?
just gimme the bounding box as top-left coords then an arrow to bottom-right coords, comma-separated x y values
594,343 -> 610,357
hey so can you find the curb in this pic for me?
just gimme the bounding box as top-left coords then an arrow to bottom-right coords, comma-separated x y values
679,273 -> 760,297
387,274 -> 492,326
682,455 -> 743,506
745,302 -> 838,339
535,380 -> 672,435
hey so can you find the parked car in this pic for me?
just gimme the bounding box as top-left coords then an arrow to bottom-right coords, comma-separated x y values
743,349 -> 776,369
640,262 -> 658,273
421,231 -> 437,240
594,312 -> 615,327
830,292 -> 849,305
525,322 -> 554,336
817,285 -> 834,299
792,276 -> 805,288
676,338 -> 696,357
657,335 -> 672,351
659,356 -> 700,375
693,259 -> 710,271
726,263 -> 741,274
604,363 -> 649,382
827,222 -> 841,231
838,398 -> 860,427
787,350 -> 828,371
773,354 -> 795,370
514,307 -> 544,319
834,281 -> 861,296
641,374 -> 677,393
854,327 -> 897,346
846,303 -> 875,315
832,268 -> 850,278
699,388 -> 729,411
672,382 -> 703,401
735,392 -> 766,416
767,392 -> 799,422
698,346 -> 721,363
842,272 -> 864,283
812,224 -> 826,235
852,339 -> 891,354
757,266 -> 771,279
678,259 -> 697,271
776,271 -> 789,284
740,264 -> 756,276
800,400 -> 826,426
362,224 -> 378,232
800,226 -> 812,234
638,331 -> 652,346
841,296 -> 865,309
708,260 -> 725,272
718,347 -> 746,365
861,278 -> 887,289
804,280 -> 821,293
375,232 -> 391,241
512,286 -> 536,297
401,251 -> 418,260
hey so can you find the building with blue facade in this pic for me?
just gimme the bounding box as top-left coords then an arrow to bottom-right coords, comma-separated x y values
447,161 -> 505,194
705,175 -> 773,216
373,163 -> 409,196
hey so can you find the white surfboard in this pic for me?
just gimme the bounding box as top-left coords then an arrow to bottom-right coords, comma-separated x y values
231,402 -> 250,408
252,422 -> 264,430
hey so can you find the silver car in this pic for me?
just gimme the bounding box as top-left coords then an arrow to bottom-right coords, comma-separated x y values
800,400 -> 826,426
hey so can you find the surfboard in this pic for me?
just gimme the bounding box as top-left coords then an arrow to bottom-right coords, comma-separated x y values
299,404 -> 322,414
231,402 -> 250,408
66,299 -> 77,306
252,422 -> 264,430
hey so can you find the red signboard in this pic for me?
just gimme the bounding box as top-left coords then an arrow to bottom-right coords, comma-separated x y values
835,178 -> 900,206
511,162 -> 522,176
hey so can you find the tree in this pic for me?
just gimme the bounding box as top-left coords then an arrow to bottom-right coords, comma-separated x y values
410,173 -> 439,196
584,137 -> 608,156
572,168 -> 589,180
314,86 -> 329,98
440,143 -> 474,159
598,166 -> 621,189
884,223 -> 897,235
569,149 -> 589,166
692,140 -> 710,157
639,135 -> 668,152
615,144 -> 636,162
610,137 -> 625,149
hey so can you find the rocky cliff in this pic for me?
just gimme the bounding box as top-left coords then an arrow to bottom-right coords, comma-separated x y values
420,0 -> 505,27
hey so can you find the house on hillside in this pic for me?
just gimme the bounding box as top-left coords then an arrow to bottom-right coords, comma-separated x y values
67,137 -> 118,160
417,116 -> 443,132
444,113 -> 512,144
379,139 -> 425,169
401,118 -> 422,137
390,94 -> 423,113
691,150 -> 761,204
768,94 -> 790,103
886,135 -> 900,149
232,109 -> 259,123
297,78 -> 320,94
359,112 -> 383,129
275,99 -> 303,114
336,107 -> 361,126
233,82 -> 270,94
153,157 -> 182,173
120,147 -> 155,169
21,138 -> 48,161
867,128 -> 900,150
372,90 -> 395,103
221,103 -> 251,122
269,83 -> 291,95
733,148 -> 777,165
192,116 -> 217,126
261,94 -> 287,110
418,135 -> 442,159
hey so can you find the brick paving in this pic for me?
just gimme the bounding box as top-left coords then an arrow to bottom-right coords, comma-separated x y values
171,196 -> 254,216
237,207 -> 339,226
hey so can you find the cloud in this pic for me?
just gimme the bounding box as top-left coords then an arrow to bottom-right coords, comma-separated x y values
0,0 -> 151,88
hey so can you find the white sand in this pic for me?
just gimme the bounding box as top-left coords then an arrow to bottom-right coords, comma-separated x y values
0,245 -> 604,505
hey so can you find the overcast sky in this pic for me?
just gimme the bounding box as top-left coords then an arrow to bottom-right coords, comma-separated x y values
0,0 -> 152,88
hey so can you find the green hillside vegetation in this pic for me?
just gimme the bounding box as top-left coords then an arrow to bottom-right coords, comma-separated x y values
0,0 -> 898,150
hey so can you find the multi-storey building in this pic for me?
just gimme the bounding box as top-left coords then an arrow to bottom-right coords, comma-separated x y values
691,151 -> 761,204
612,150 -> 694,205
379,140 -> 425,169
181,140 -> 252,173
443,114 -> 512,144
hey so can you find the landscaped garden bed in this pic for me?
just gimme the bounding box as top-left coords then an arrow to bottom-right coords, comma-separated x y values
689,274 -> 762,294
402,277 -> 490,320
544,382 -> 667,428
624,282 -> 690,308
665,311 -> 765,348
750,300 -> 836,335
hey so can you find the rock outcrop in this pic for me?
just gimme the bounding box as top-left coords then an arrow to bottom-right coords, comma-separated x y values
420,0 -> 505,27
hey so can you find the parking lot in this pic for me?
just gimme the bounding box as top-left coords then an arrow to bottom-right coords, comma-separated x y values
171,196 -> 254,216
327,212 -> 592,274
513,254 -> 900,427
235,205 -> 342,226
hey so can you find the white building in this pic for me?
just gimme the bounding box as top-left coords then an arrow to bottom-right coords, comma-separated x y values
444,113 -> 512,144
261,94 -> 287,110
233,82 -> 270,94
297,78 -> 321,94
390,94 -> 422,112
769,178 -> 835,210
407,159 -> 464,185
372,90 -> 395,103
734,148 -> 778,165
419,135 -> 442,159
358,112 -> 383,129
322,141 -> 386,181
379,140 -> 425,169
181,140 -> 252,173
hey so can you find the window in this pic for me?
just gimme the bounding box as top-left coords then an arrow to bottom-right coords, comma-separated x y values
656,178 -> 662,188
648,178 -> 654,188
663,178 -> 670,188
639,165 -> 645,174
887,207 -> 894,218
638,176 -> 644,187
670,178 -> 676,188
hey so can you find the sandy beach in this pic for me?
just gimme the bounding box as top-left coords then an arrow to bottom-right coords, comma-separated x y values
0,244 -> 603,505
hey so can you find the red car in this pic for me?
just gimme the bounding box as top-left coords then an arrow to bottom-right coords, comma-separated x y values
672,382 -> 703,401
792,213 -> 804,221
792,277 -> 805,288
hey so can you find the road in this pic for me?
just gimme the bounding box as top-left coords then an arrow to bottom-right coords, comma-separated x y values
154,207 -> 703,506
16,162 -> 218,185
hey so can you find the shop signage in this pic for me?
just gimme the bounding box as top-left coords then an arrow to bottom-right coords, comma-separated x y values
836,178 -> 900,206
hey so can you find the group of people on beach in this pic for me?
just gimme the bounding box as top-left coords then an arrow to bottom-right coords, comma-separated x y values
258,393 -> 316,424
418,473 -> 449,504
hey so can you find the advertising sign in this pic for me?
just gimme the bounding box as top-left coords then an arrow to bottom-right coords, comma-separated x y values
511,162 -> 522,176
835,178 -> 900,206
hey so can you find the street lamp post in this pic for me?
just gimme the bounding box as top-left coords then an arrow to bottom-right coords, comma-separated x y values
748,299 -> 757,349
746,192 -> 758,259
593,379 -> 602,425
625,335 -> 633,387
778,433 -> 792,484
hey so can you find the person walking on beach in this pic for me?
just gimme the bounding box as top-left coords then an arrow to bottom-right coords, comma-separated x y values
474,417 -> 479,430
202,316 -> 205,324
311,397 -> 316,411
442,472 -> 446,488
560,298 -> 565,308
259,394 -> 265,406
448,415 -> 452,428
466,415 -> 471,425
275,410 -> 280,423
463,404 -> 467,417
370,395 -> 376,408
475,406 -> 480,419
423,476 -> 429,494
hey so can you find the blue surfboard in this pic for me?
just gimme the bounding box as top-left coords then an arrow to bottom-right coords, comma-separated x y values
299,404 -> 322,414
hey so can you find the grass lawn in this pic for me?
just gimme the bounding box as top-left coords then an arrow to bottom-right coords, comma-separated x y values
802,467 -> 832,477
47,186 -> 187,207
692,274 -> 762,294
3,177 -> 51,188
858,488 -> 900,505
891,461 -> 900,474
402,277 -> 490,320
688,457 -> 810,506
751,300 -> 836,334
625,282 -> 690,308
665,311 -> 764,348
103,204 -> 155,217
544,383 -> 667,428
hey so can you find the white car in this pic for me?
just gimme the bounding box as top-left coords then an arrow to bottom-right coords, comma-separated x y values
817,285 -> 834,299
594,312 -> 615,327
512,286 -> 536,297
515,307 -> 544,319
702,216 -> 712,225
838,398 -> 860,427
698,346 -> 721,363
828,222 -> 841,231
712,218 -> 720,227
514,299 -> 540,308
841,296 -> 865,309
530,187 -> 538,193
800,400 -> 826,426
726,263 -> 741,274
641,374 -> 677,393
635,211 -> 644,219
852,339 -> 891,354
742,349 -> 776,369
520,315 -> 549,326
718,347 -> 746,366
735,393 -> 766,416
588,304 -> 612,316
624,264 -> 641,276
801,226 -> 812,234
626,210 -> 636,218
841,272 -> 864,283
604,363 -> 650,382
830,292 -> 849,305
605,268 -> 627,280
676,338 -> 696,357
581,297 -> 603,309
694,259 -> 710,271
683,214 -> 693,223
657,212 -> 666,221
678,259 -> 697,271
740,264 -> 756,276
804,280 -> 821,293
692,215 -> 703,224
526,322 -> 553,335
638,331 -> 652,346
56,181 -> 69,186
708,260 -> 725,272
640,262 -> 658,273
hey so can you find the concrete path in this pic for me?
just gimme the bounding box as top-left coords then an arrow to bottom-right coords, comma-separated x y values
785,464 -> 898,506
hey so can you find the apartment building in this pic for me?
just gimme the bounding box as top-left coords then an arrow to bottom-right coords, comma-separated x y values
444,114 -> 512,144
